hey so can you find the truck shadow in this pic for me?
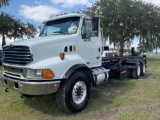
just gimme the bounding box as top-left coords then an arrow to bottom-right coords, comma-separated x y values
24,94 -> 68,116
140,73 -> 151,79
24,79 -> 137,116
139,72 -> 159,80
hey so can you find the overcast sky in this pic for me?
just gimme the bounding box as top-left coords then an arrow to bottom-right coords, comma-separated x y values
0,0 -> 160,48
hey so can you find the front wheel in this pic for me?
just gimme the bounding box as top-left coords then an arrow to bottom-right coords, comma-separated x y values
56,71 -> 90,113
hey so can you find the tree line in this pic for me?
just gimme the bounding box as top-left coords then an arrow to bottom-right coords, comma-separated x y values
85,0 -> 160,55
0,0 -> 37,47
1,0 -> 160,55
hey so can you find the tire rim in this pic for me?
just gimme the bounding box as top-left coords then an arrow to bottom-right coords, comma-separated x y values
137,64 -> 140,76
72,81 -> 87,104
143,63 -> 146,73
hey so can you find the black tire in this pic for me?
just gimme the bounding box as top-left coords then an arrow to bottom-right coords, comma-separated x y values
56,71 -> 91,113
127,69 -> 132,78
140,61 -> 146,76
132,62 -> 141,79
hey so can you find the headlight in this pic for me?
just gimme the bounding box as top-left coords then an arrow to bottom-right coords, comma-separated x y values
35,69 -> 42,77
26,69 -> 54,79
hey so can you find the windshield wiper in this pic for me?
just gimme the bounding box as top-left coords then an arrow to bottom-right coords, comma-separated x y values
39,32 -> 46,36
53,31 -> 66,34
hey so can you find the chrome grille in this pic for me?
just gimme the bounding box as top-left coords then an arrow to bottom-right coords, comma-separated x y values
3,45 -> 33,65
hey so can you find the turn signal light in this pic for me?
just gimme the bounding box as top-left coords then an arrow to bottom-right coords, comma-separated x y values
42,69 -> 54,78
60,52 -> 65,60
73,45 -> 76,51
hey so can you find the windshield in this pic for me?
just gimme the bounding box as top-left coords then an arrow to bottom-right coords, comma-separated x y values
39,17 -> 80,36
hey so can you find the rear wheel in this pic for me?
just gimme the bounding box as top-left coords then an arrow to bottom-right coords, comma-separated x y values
132,62 -> 141,79
140,61 -> 146,76
56,71 -> 90,113
127,69 -> 132,78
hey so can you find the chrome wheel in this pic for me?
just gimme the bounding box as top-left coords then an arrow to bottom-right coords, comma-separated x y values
137,63 -> 141,76
143,63 -> 146,74
72,81 -> 87,104
56,71 -> 90,113
132,62 -> 141,79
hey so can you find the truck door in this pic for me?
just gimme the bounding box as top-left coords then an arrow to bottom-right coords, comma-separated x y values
78,18 -> 102,68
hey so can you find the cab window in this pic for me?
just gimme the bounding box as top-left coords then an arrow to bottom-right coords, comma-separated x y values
81,18 -> 98,39
81,19 -> 92,39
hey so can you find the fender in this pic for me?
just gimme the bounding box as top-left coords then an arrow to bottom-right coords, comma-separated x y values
63,64 -> 94,86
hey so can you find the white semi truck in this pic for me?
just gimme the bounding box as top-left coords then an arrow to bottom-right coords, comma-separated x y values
0,13 -> 146,113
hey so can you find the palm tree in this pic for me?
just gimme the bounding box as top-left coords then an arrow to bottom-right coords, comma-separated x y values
0,12 -> 37,47
0,12 -> 15,46
23,23 -> 37,39
0,0 -> 10,8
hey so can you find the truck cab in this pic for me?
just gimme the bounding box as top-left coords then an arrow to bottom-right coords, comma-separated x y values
0,13 -> 146,113
0,13 -> 107,113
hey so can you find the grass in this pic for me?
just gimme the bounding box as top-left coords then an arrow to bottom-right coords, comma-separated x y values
0,56 -> 160,120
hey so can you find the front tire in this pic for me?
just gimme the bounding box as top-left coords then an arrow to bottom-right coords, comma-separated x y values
56,71 -> 90,113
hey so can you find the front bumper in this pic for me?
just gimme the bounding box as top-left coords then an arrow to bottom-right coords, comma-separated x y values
0,75 -> 60,95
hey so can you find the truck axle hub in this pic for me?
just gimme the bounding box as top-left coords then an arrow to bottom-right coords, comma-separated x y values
72,81 -> 87,104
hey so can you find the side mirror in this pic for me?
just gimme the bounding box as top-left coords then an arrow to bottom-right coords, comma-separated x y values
92,17 -> 99,32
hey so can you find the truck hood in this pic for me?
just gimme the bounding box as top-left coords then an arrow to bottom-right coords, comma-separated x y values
5,35 -> 78,65
7,35 -> 76,47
